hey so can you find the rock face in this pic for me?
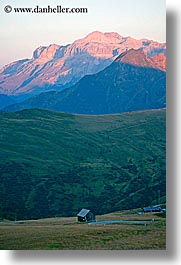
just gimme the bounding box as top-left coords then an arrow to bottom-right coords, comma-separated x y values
5,49 -> 166,114
0,31 -> 166,97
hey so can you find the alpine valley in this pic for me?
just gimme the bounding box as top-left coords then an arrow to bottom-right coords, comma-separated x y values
0,31 -> 166,221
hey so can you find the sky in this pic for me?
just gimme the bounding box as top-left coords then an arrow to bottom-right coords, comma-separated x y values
0,0 -> 166,67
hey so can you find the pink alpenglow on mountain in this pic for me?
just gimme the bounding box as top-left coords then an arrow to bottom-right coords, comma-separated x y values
0,31 -> 166,97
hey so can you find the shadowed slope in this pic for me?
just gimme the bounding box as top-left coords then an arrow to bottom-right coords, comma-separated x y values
5,49 -> 166,114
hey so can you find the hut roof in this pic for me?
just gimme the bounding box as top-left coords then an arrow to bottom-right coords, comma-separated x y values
77,208 -> 90,217
143,205 -> 162,211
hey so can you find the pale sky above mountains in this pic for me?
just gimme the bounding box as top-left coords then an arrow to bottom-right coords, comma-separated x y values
0,0 -> 166,67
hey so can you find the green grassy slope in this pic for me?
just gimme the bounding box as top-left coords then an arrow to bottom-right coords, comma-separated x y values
0,108 -> 166,220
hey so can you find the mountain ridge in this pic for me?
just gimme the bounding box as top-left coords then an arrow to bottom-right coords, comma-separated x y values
0,31 -> 166,97
5,49 -> 166,114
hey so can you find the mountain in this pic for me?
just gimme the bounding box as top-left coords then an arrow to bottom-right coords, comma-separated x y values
0,94 -> 16,109
0,31 -> 166,97
0,108 -> 166,220
5,49 -> 166,114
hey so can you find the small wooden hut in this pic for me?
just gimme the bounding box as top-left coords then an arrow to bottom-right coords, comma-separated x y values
77,208 -> 95,222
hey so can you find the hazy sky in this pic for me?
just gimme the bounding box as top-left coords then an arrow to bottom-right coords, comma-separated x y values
0,0 -> 166,67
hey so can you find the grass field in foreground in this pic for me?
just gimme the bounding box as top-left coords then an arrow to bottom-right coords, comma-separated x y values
0,210 -> 166,250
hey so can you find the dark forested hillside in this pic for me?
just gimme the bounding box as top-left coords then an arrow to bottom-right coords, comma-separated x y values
0,108 -> 166,220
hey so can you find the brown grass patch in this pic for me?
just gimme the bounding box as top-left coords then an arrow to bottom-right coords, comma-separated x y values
0,212 -> 166,250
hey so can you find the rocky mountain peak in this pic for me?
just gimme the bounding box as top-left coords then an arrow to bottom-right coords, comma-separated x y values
0,32 -> 166,97
33,44 -> 60,61
75,31 -> 123,44
115,48 -> 154,68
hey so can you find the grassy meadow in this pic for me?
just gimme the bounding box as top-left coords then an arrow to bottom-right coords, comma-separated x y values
0,210 -> 166,250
